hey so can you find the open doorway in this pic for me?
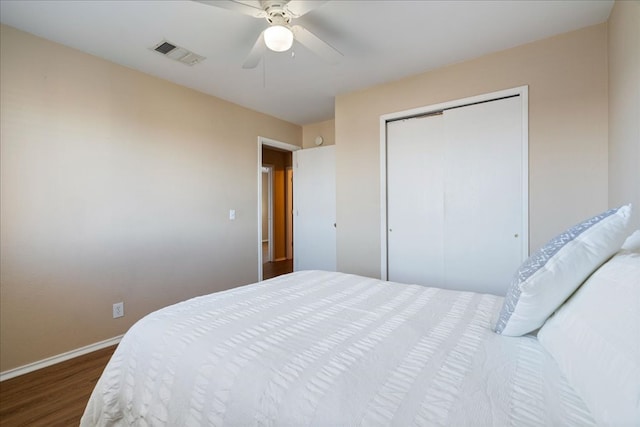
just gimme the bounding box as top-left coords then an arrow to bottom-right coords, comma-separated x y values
257,137 -> 300,281
262,146 -> 293,279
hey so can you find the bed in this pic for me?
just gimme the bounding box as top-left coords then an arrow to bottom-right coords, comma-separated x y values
81,206 -> 639,426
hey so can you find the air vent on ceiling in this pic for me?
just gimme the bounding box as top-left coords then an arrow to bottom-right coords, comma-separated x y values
155,41 -> 177,54
151,40 -> 205,66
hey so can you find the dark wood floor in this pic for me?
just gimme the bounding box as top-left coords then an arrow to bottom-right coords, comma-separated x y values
0,345 -> 116,426
263,259 -> 293,280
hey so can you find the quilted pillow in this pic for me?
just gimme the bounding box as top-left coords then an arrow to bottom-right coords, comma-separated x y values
538,243 -> 640,425
493,204 -> 631,336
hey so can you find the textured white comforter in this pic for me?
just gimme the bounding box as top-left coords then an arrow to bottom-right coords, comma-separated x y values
81,270 -> 594,426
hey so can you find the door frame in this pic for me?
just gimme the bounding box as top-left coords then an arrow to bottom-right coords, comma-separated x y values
379,86 -> 529,281
261,165 -> 274,263
257,137 -> 301,281
285,166 -> 294,260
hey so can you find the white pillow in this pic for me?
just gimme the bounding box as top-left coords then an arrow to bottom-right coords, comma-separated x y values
538,245 -> 640,426
621,229 -> 640,251
494,204 -> 631,336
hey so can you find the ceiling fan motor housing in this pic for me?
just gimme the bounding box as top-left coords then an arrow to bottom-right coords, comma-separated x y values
263,1 -> 292,24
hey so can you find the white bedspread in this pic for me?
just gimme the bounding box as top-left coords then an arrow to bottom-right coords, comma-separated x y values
81,271 -> 595,426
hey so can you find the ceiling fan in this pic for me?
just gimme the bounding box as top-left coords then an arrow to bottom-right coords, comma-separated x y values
197,0 -> 342,68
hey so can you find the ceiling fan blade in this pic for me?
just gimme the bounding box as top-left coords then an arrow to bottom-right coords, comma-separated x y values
285,0 -> 329,18
291,25 -> 342,64
195,0 -> 266,18
242,31 -> 267,69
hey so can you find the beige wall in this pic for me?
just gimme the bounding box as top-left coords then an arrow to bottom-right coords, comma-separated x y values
302,119 -> 335,148
335,24 -> 609,278
608,1 -> 640,230
0,25 -> 301,371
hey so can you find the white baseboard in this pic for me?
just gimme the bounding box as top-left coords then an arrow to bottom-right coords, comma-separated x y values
0,335 -> 123,382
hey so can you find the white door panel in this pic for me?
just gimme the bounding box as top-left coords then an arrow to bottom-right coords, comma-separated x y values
387,114 -> 445,286
293,146 -> 336,271
442,97 -> 523,294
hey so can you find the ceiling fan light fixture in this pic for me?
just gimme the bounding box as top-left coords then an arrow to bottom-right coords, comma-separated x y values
264,25 -> 294,52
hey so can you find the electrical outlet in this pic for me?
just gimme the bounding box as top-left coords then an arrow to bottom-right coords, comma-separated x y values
113,302 -> 124,319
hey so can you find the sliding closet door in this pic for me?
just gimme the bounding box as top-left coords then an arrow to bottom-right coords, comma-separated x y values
442,96 -> 523,295
386,96 -> 524,295
387,113 -> 445,286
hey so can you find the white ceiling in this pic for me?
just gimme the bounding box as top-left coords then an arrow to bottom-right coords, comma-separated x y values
0,0 -> 613,125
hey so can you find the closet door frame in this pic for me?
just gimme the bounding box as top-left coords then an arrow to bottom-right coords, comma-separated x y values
379,86 -> 529,281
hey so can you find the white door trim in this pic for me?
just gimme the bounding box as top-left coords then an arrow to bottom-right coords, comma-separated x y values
285,166 -> 294,260
261,165 -> 274,262
379,86 -> 529,281
257,137 -> 301,281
